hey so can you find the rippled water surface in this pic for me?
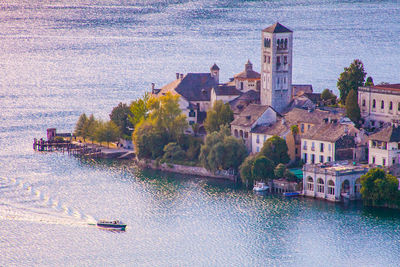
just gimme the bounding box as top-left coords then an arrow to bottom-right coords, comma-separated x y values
1,1 -> 400,266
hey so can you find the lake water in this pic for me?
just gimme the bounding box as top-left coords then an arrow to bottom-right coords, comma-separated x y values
1,1 -> 400,266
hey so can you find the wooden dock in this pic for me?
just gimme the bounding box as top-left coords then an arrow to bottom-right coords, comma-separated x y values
33,138 -> 102,157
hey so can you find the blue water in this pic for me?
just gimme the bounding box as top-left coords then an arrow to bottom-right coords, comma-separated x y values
1,1 -> 400,266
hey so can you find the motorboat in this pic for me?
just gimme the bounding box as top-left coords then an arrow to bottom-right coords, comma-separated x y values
253,182 -> 269,192
97,220 -> 126,231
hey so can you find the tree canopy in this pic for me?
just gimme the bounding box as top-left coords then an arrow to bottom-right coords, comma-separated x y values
95,120 -> 120,147
260,135 -> 290,166
129,92 -> 150,127
204,100 -> 234,133
110,102 -> 133,138
321,89 -> 337,104
360,168 -> 400,207
199,125 -> 247,171
365,76 -> 374,87
337,59 -> 366,103
74,113 -> 88,141
252,156 -> 275,181
345,89 -> 361,125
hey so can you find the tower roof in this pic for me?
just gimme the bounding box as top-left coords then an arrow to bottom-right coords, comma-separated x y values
263,22 -> 292,33
211,63 -> 220,70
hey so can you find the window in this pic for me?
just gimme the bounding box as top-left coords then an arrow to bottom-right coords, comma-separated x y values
240,82 -> 243,90
381,100 -> 384,109
398,103 -> 400,111
303,153 -> 308,163
295,148 -> 298,154
301,124 -> 304,133
390,101 -> 393,110
383,158 -> 386,166
328,180 -> 335,195
284,38 -> 288,49
307,177 -> 314,191
311,154 -> 315,164
277,56 -> 280,64
317,178 -> 324,193
244,132 -> 248,138
303,140 -> 307,150
256,135 -> 260,144
328,144 -> 331,151
362,99 -> 366,107
189,121 -> 195,125
267,56 -> 270,64
320,143 -> 324,152
320,155 -> 324,163
256,146 -> 260,152
327,156 -> 331,162
264,38 -> 271,48
311,142 -> 315,151
264,55 -> 266,63
308,125 -> 311,130
188,110 -> 196,117
264,135 -> 267,142
371,120 -> 375,126
393,158 -> 396,165
372,99 -> 376,108
284,56 -> 288,64
372,157 -> 375,164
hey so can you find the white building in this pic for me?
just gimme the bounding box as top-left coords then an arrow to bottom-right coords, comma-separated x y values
233,60 -> 260,92
301,121 -> 361,164
368,125 -> 400,167
261,22 -> 293,113
303,162 -> 368,202
358,84 -> 400,128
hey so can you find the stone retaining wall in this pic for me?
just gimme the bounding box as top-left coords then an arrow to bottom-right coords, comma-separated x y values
137,159 -> 237,181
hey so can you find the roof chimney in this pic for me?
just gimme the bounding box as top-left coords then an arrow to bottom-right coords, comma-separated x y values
176,73 -> 179,80
151,83 -> 155,94
180,73 -> 184,80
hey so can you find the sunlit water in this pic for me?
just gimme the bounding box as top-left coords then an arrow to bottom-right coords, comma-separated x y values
1,1 -> 400,266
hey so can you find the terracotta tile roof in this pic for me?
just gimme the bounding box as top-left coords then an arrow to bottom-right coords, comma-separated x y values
302,123 -> 358,142
263,22 -> 292,33
251,120 -> 289,136
231,104 -> 270,128
229,90 -> 260,114
213,85 -> 242,96
234,70 -> 260,79
372,84 -> 400,92
369,125 -> 400,142
292,84 -> 313,96
157,73 -> 217,102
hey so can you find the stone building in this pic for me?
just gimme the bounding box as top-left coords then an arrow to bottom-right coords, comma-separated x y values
233,60 -> 260,92
260,22 -> 293,113
368,125 -> 400,167
301,121 -> 362,164
358,84 -> 400,128
303,162 -> 368,202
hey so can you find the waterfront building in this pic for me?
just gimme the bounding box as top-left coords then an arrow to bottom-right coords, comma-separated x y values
152,64 -> 220,126
210,85 -> 242,106
358,84 -> 400,128
303,162 -> 368,202
301,121 -> 364,164
260,22 -> 293,113
368,125 -> 400,167
250,107 -> 342,161
230,104 -> 278,150
232,60 -> 261,92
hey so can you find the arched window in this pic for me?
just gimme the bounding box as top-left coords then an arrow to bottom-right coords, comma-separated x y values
381,100 -> 384,109
234,129 -> 238,137
372,99 -> 376,108
284,38 -> 288,48
328,180 -> 335,195
239,130 -> 243,138
307,177 -> 314,191
317,178 -> 324,193
264,38 -> 268,47
277,39 -> 280,48
355,178 -> 361,194
389,101 -> 393,110
362,99 -> 366,107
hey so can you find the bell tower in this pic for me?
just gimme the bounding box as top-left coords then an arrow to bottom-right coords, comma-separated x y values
260,22 -> 293,112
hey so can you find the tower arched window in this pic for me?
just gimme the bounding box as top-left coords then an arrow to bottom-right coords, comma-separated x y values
277,39 -> 280,48
362,99 -> 366,106
389,101 -> 393,110
264,38 -> 267,47
381,100 -> 384,109
372,99 -> 376,108
284,39 -> 288,48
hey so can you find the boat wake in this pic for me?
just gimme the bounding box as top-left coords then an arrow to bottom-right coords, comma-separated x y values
0,177 -> 97,227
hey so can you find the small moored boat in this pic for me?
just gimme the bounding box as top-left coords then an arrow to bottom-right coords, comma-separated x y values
283,192 -> 300,197
97,220 -> 127,231
253,182 -> 269,192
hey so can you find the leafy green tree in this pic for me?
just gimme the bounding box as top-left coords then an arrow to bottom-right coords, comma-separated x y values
274,163 -> 286,178
290,125 -> 299,136
252,156 -> 275,181
86,114 -> 98,144
129,92 -> 150,127
133,120 -> 169,159
345,89 -> 361,125
365,76 -> 374,86
360,168 -> 400,207
95,120 -> 120,148
204,100 -> 234,133
147,92 -> 188,141
260,136 -> 290,166
337,59 -> 367,103
240,156 -> 256,187
199,125 -> 247,171
321,89 -> 337,104
163,142 -> 186,162
110,102 -> 133,139
74,113 -> 88,141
